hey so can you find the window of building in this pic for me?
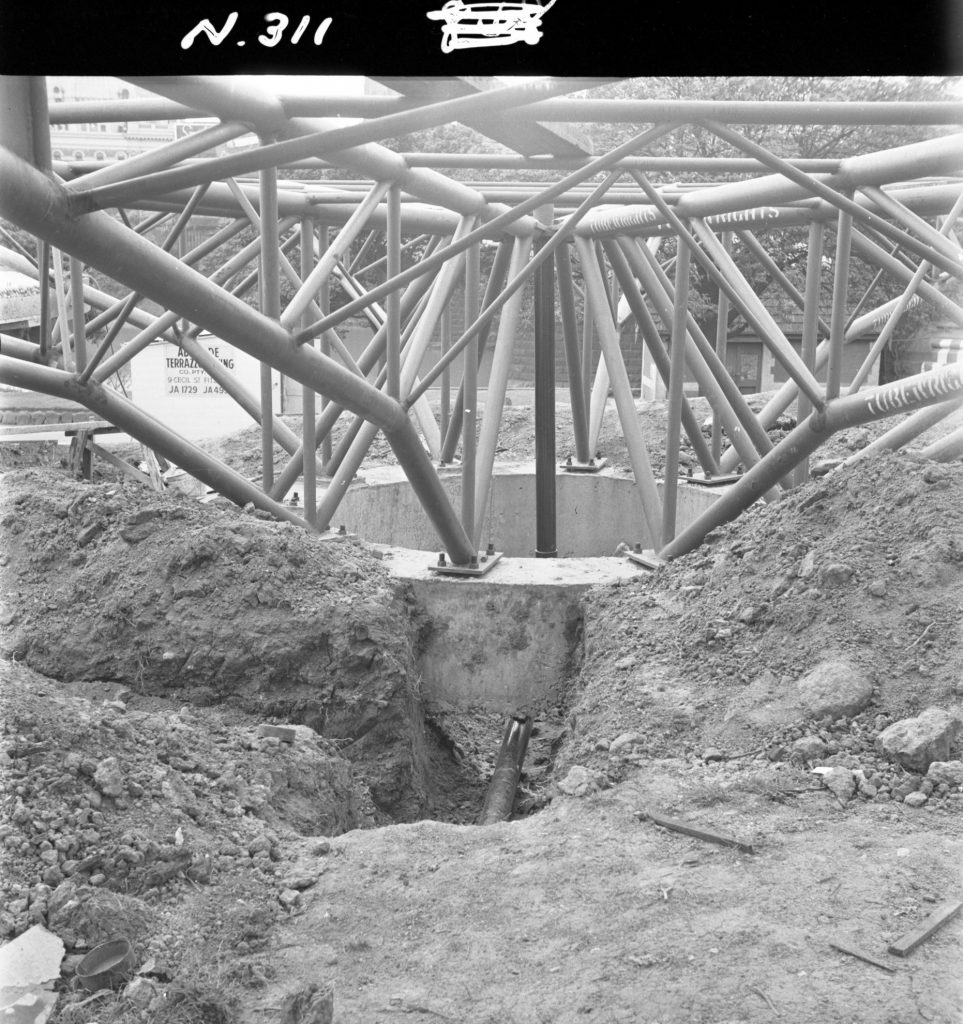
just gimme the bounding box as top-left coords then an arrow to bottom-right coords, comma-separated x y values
52,149 -> 62,160
95,152 -> 106,161
73,151 -> 84,160
118,88 -> 130,100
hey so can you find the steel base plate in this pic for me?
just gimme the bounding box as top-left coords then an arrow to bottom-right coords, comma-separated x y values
560,457 -> 608,473
686,473 -> 742,487
428,551 -> 503,576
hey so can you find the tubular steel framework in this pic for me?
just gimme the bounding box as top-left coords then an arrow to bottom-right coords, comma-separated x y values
2,76 -> 963,564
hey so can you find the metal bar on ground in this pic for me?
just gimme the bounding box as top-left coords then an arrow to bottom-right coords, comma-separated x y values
577,235 -> 663,545
556,243 -> 591,463
662,234 -> 690,547
794,220 -> 825,486
826,204 -> 854,400
534,234 -> 557,558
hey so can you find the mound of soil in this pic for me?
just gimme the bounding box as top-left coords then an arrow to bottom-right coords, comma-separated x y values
0,470 -> 463,823
557,451 -> 963,779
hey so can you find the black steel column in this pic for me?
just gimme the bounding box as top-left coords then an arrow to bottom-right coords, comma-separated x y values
534,237 -> 557,558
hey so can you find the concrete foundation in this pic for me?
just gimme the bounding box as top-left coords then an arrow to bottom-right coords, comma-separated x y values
311,461 -> 724,556
318,463 -> 730,712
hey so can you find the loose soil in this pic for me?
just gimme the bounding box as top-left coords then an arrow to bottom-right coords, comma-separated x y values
1,396 -> 962,1024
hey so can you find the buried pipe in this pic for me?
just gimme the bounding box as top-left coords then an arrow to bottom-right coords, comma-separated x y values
477,716 -> 534,826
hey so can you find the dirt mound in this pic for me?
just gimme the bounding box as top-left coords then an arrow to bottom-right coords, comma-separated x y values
558,450 -> 963,779
0,469 -> 460,822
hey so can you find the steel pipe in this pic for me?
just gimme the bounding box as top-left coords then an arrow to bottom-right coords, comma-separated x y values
577,235 -> 663,544
602,240 -> 717,476
662,235 -> 690,547
793,220 -> 825,486
0,356 -> 311,527
826,204 -> 854,400
555,244 -> 591,464
0,145 -> 475,564
842,396 -> 963,465
477,716 -> 533,826
474,236 -> 533,549
293,122 -> 679,343
660,362 -> 963,561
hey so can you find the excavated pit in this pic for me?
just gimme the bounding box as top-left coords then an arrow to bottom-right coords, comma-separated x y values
0,454 -> 727,828
303,462 -> 726,712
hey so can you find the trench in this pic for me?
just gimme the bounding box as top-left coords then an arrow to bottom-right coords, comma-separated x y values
301,463 -> 729,824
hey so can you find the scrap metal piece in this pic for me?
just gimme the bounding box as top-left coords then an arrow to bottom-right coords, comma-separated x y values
887,900 -> 963,958
829,939 -> 897,973
638,809 -> 755,854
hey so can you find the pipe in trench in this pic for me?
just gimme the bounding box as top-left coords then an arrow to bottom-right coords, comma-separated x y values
477,716 -> 534,826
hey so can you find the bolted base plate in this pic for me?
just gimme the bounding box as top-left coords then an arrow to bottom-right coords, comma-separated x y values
559,457 -> 608,474
429,551 -> 504,576
686,472 -> 742,487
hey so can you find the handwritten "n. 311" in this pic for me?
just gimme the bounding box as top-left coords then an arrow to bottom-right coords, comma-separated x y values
181,12 -> 333,48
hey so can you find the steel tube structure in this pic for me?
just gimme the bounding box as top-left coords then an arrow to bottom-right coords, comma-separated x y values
793,220 -> 825,486
602,239 -> 717,476
577,235 -> 663,544
462,243 -> 479,544
0,356 -> 311,528
534,239 -> 557,558
555,244 -> 591,464
7,75 -> 963,583
842,396 -> 963,465
0,143 -> 476,565
660,362 -> 963,561
826,205 -> 854,400
662,236 -> 690,547
439,236 -> 514,463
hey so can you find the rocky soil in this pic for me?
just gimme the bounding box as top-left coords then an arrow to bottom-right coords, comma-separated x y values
1,398 -> 962,1024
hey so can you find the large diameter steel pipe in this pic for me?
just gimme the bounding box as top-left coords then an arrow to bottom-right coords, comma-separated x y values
842,396 -> 963,466
0,357 -> 310,528
659,362 -> 963,562
477,716 -> 534,826
0,145 -> 475,565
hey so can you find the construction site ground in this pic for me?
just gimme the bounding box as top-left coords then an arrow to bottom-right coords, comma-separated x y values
1,394 -> 962,1024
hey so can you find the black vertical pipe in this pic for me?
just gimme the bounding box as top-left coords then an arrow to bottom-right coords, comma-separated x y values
534,239 -> 557,558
